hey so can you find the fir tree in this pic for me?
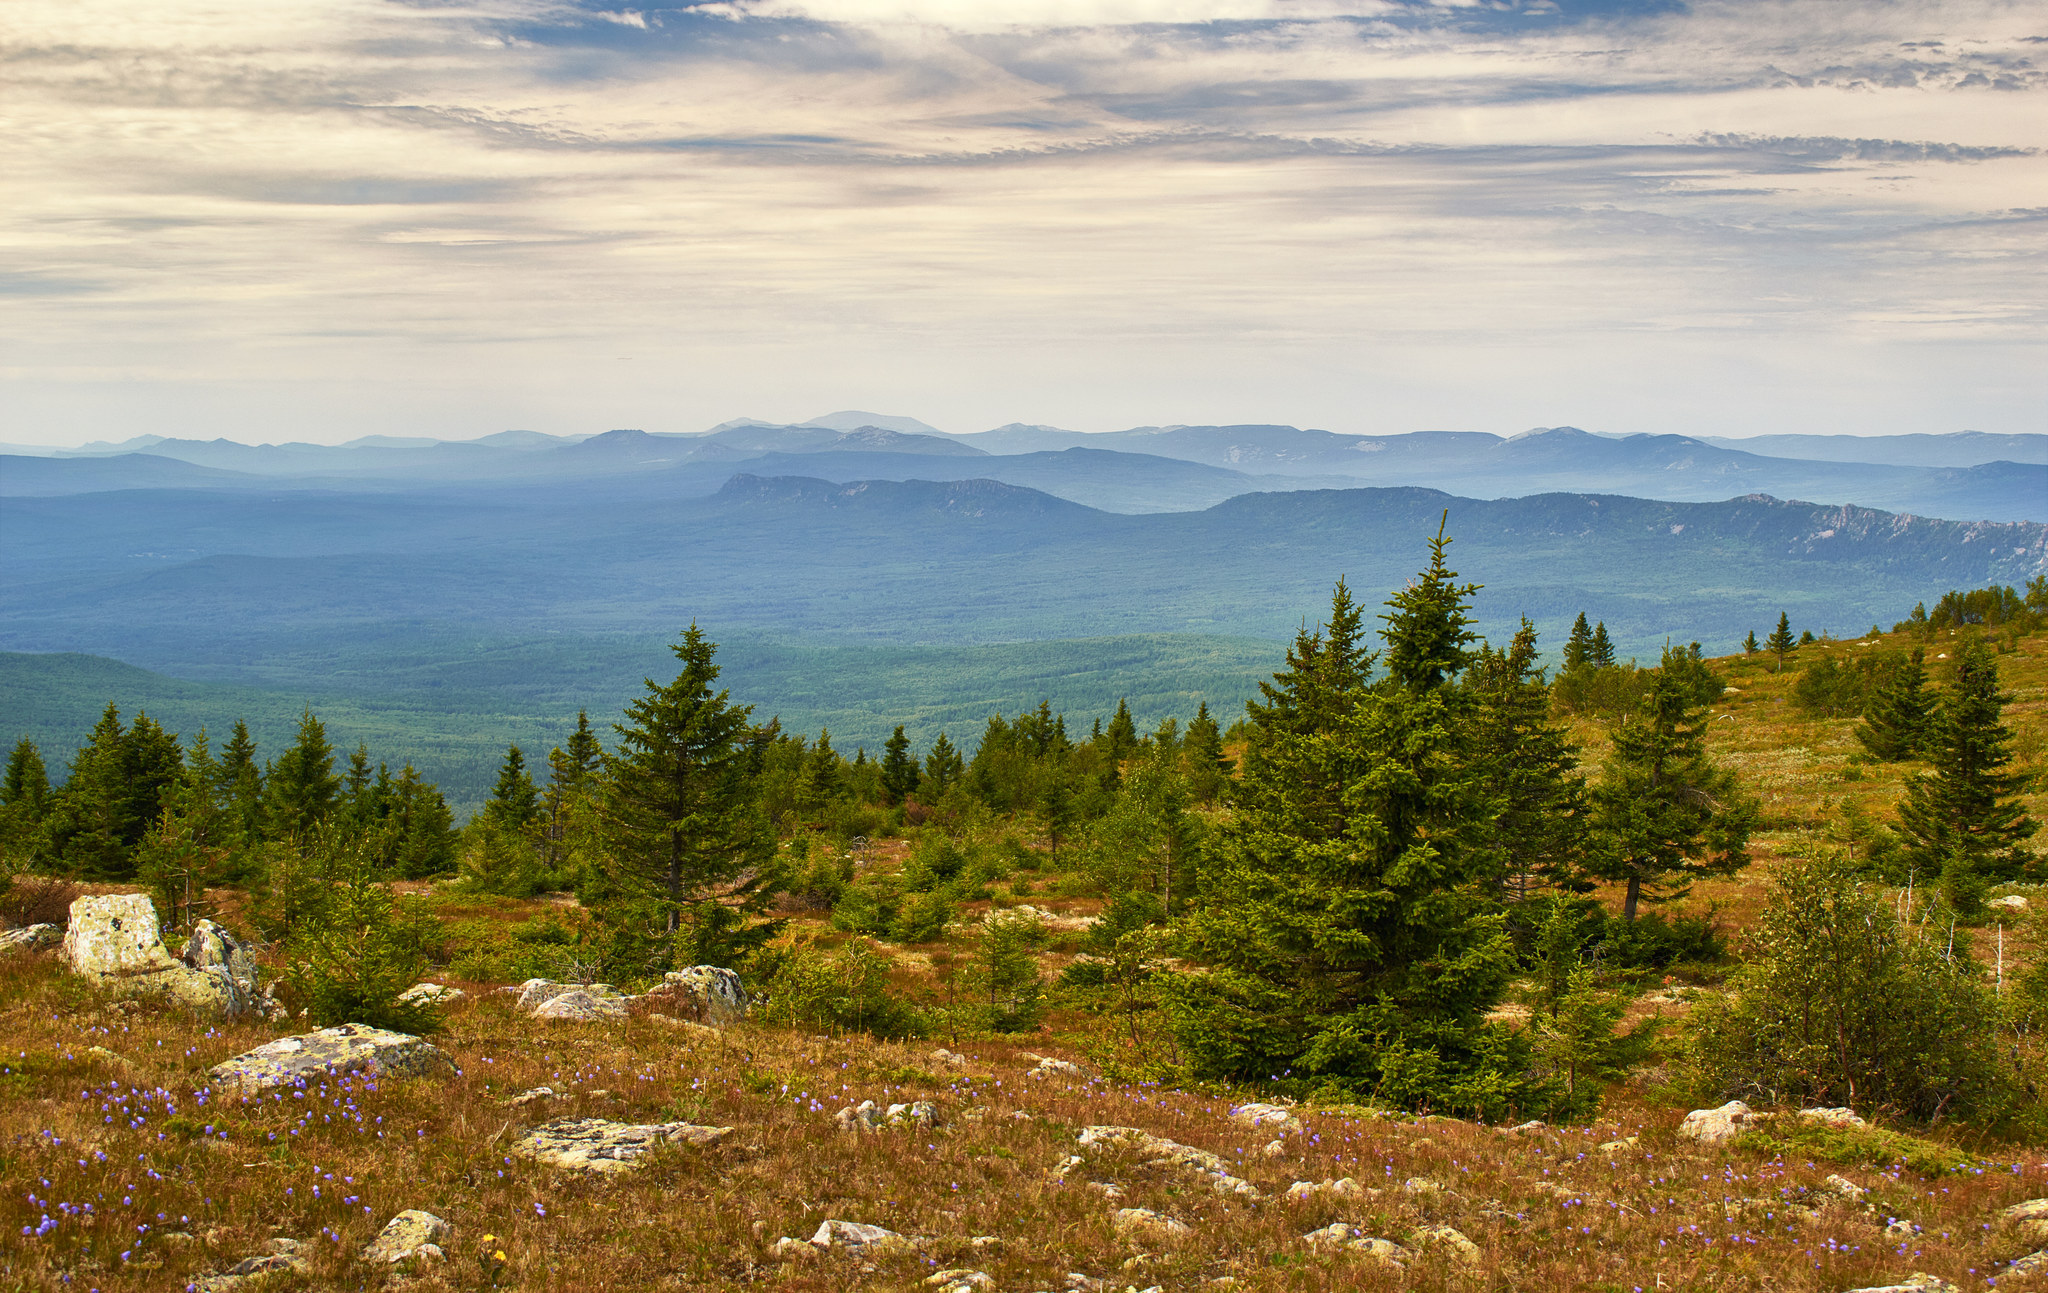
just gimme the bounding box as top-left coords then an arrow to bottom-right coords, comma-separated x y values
1743,630 -> 1759,655
1177,524 -> 1537,1117
1469,618 -> 1589,899
384,765 -> 458,879
2,738 -> 50,814
486,744 -> 541,830
1182,701 -> 1231,804
265,710 -> 339,841
1857,648 -> 1933,762
1589,651 -> 1758,921
880,725 -> 921,804
1894,639 -> 2038,911
799,729 -> 843,811
1104,699 -> 1139,766
924,732 -> 963,794
597,625 -> 776,973
1764,612 -> 1797,671
218,720 -> 264,843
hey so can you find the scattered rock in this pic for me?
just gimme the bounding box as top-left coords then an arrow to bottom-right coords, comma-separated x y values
1287,1178 -> 1368,1202
809,1219 -> 910,1253
0,922 -> 59,952
768,1236 -> 818,1261
515,979 -> 622,1013
1886,1219 -> 1920,1238
507,1086 -> 557,1107
190,1244 -> 312,1293
2006,1251 -> 2048,1279
1260,1139 -> 1287,1158
2004,1200 -> 2048,1226
1841,1277 -> 1960,1293
1112,1208 -> 1189,1240
645,966 -> 749,1024
888,1100 -> 938,1128
837,1100 -> 884,1133
361,1210 -> 451,1264
926,1270 -> 995,1291
1596,1137 -> 1640,1153
1678,1100 -> 1757,1145
1401,1177 -> 1447,1198
1300,1224 -> 1408,1263
513,1117 -> 731,1172
209,1024 -> 455,1096
1410,1224 -> 1480,1265
61,895 -> 264,1018
1799,1106 -> 1867,1129
396,982 -> 465,1006
531,989 -> 629,1022
1508,1120 -> 1547,1135
1025,1053 -> 1086,1078
1821,1174 -> 1869,1203
933,1047 -> 969,1066
1990,895 -> 2030,912
84,1044 -> 137,1071
1230,1101 -> 1302,1133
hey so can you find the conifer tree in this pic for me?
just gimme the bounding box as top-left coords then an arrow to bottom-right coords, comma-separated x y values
384,765 -> 458,879
799,729 -> 843,811
1588,622 -> 1616,670
218,720 -> 264,842
1182,702 -> 1231,804
1563,613 -> 1594,672
2,738 -> 50,814
597,625 -> 776,972
1857,648 -> 1933,762
924,731 -> 963,794
1764,612 -> 1797,671
1104,699 -> 1139,766
136,729 -> 234,931
1469,618 -> 1589,899
265,710 -> 340,841
1743,630 -> 1759,655
1894,639 -> 2037,911
1178,521 -> 1537,1117
486,744 -> 541,830
880,725 -> 921,804
1589,650 -> 1758,921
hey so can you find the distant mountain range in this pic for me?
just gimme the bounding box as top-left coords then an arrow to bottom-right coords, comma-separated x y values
5,415 -> 2040,522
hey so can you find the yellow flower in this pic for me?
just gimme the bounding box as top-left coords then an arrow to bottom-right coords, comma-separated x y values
481,1234 -> 496,1245
494,1251 -> 508,1263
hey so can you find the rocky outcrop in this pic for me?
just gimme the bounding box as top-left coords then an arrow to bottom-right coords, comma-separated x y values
531,989 -> 629,1022
836,1099 -> 938,1133
644,966 -> 748,1024
1286,1177 -> 1368,1202
1799,1106 -> 1867,1128
512,1117 -> 732,1172
60,896 -> 265,1018
190,1239 -> 309,1293
361,1210 -> 451,1264
209,1024 -> 455,1096
397,982 -> 465,1006
0,923 -> 59,952
1230,1101 -> 1302,1133
1301,1224 -> 1408,1262
1678,1100 -> 1757,1144
809,1219 -> 911,1253
1076,1124 -> 1259,1198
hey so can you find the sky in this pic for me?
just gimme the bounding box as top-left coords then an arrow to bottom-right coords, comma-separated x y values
3,0 -> 2044,447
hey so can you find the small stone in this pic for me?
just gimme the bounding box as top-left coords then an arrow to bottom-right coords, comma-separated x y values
1260,1139 -> 1287,1158
1112,1208 -> 1189,1239
1840,1276 -> 1960,1293
209,1024 -> 454,1095
1678,1100 -> 1756,1144
769,1236 -> 817,1260
1596,1137 -> 1640,1153
933,1048 -> 969,1066
887,1101 -> 938,1128
1300,1224 -> 1408,1263
809,1219 -> 909,1252
1799,1106 -> 1867,1129
1508,1120 -> 1547,1135
1886,1219 -> 1919,1237
1989,895 -> 2029,911
2005,1251 -> 2048,1279
1822,1174 -> 1868,1202
360,1210 -> 451,1264
1029,1055 -> 1086,1078
1401,1177 -> 1446,1197
512,1117 -> 731,1172
507,1086 -> 557,1107
1410,1224 -> 1480,1265
397,982 -> 466,1006
969,1235 -> 1002,1250
926,1270 -> 994,1291
1229,1101 -> 1302,1133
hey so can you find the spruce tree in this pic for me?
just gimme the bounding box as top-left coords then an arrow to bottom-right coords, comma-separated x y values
1104,699 -> 1140,766
1245,580 -> 1373,738
385,765 -> 458,879
924,732 -> 963,794
1178,521 -> 1536,1117
1588,622 -> 1616,670
597,625 -> 776,973
1743,630 -> 1759,655
1182,701 -> 1231,804
219,720 -> 264,842
1857,648 -> 1933,762
2,738 -> 50,813
1563,612 -> 1594,672
1894,639 -> 2038,910
880,725 -> 921,804
1765,612 -> 1797,671
1469,618 -> 1589,899
265,710 -> 339,841
1589,650 -> 1758,921
487,745 -> 541,830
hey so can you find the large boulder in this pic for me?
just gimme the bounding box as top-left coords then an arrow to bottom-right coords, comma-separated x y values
531,989 -> 628,1022
512,1117 -> 732,1173
209,1024 -> 455,1096
646,966 -> 748,1024
61,895 -> 263,1018
1678,1100 -> 1757,1145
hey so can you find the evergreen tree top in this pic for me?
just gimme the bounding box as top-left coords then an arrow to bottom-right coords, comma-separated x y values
1380,513 -> 1480,691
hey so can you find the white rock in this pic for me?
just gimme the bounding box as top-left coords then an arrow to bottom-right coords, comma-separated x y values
768,1236 -> 817,1260
1822,1174 -> 1868,1202
397,982 -> 466,1006
1410,1224 -> 1480,1265
360,1210 -> 451,1264
507,1086 -> 557,1107
1287,1177 -> 1367,1202
933,1048 -> 969,1067
2002,1199 -> 2048,1225
61,896 -> 263,1018
1300,1224 -> 1408,1263
209,1024 -> 455,1095
1230,1101 -> 1302,1133
513,1117 -> 731,1172
1678,1100 -> 1757,1144
886,1101 -> 938,1128
1260,1139 -> 1287,1158
926,1270 -> 994,1291
531,989 -> 628,1022
1989,895 -> 2029,911
809,1219 -> 908,1252
1112,1208 -> 1189,1239
1799,1106 -> 1867,1129
0,923 -> 60,952
650,966 -> 749,1024
836,1100 -> 884,1133
1841,1276 -> 1960,1293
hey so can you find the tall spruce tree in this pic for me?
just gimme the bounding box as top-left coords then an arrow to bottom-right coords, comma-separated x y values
1182,701 -> 1231,804
486,745 -> 542,830
264,710 -> 340,841
1103,700 -> 1140,766
218,720 -> 264,843
1894,639 -> 2038,910
1857,648 -> 1934,762
880,725 -> 921,804
1589,648 -> 1758,920
1178,520 -> 1538,1117
1764,612 -> 1797,671
597,625 -> 776,973
1563,613 -> 1594,672
2,738 -> 50,814
1587,622 -> 1616,670
924,732 -> 964,794
1469,618 -> 1590,899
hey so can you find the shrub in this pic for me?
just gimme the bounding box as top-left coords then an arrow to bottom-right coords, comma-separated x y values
893,889 -> 955,943
279,832 -> 441,1034
1684,855 -> 2011,1124
749,935 -> 927,1039
830,879 -> 900,937
963,910 -> 1047,1033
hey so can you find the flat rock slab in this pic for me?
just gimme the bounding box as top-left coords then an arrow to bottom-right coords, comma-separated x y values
531,988 -> 629,1021
1678,1100 -> 1757,1145
1231,1102 -> 1303,1133
362,1209 -> 451,1264
209,1024 -> 455,1096
810,1219 -> 909,1252
513,1117 -> 732,1172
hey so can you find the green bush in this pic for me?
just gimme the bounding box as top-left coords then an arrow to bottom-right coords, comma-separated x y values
830,879 -> 900,937
893,889 -> 955,943
749,936 -> 927,1039
280,831 -> 441,1034
1684,855 -> 2012,1124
